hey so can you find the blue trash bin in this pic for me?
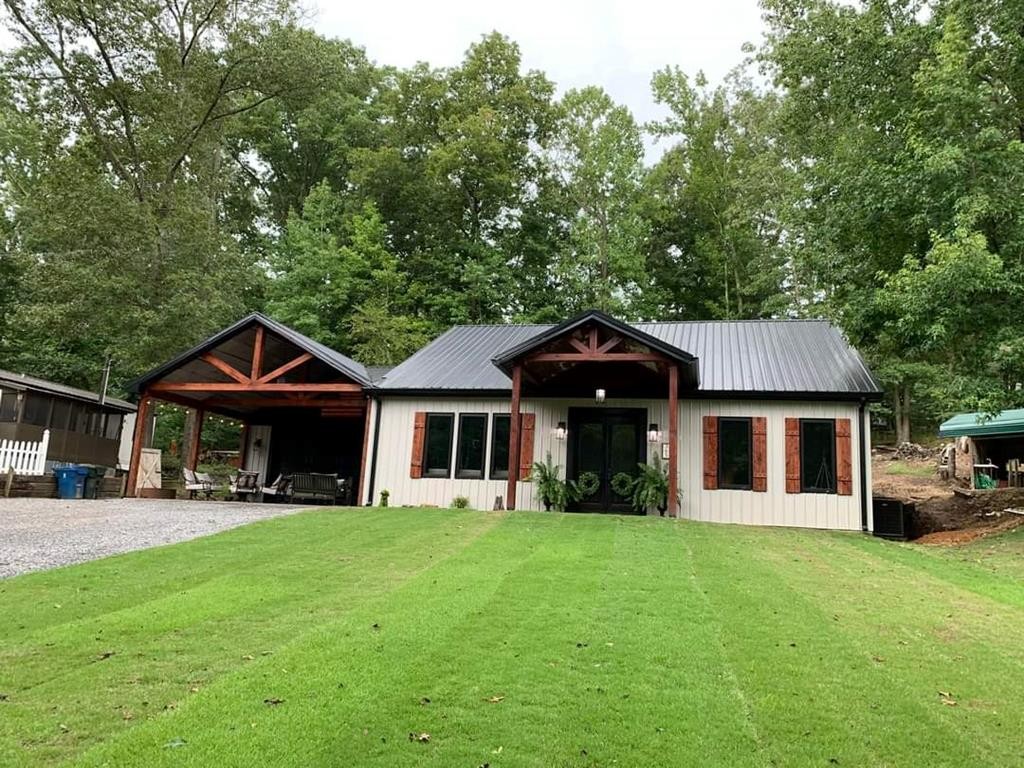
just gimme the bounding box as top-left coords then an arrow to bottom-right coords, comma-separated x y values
54,466 -> 87,500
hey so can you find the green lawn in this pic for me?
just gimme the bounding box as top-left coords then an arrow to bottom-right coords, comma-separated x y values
3,510 -> 1024,767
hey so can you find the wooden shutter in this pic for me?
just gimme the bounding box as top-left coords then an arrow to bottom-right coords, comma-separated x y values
519,412 -> 536,480
785,417 -> 801,494
410,411 -> 426,478
752,417 -> 767,492
836,417 -> 853,496
702,416 -> 718,490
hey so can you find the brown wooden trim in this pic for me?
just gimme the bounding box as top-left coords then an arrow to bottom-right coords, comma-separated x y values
527,352 -> 668,363
596,335 -> 622,354
357,399 -> 373,504
668,364 -> 679,514
752,416 -> 767,492
506,364 -> 522,509
250,325 -> 265,380
256,352 -> 314,384
410,411 -> 426,478
785,417 -> 801,493
150,382 -> 362,393
836,417 -> 853,496
200,353 -> 251,384
588,326 -> 598,352
568,337 -> 590,354
518,412 -> 536,480
125,392 -> 151,497
702,415 -> 718,491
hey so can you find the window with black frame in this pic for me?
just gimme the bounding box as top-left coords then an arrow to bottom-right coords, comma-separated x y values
423,413 -> 455,477
455,414 -> 487,479
718,417 -> 753,489
0,389 -> 18,423
489,414 -> 511,479
22,393 -> 51,427
801,419 -> 836,493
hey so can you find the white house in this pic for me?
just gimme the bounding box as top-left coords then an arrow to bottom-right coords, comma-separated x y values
127,310 -> 882,530
362,310 -> 880,529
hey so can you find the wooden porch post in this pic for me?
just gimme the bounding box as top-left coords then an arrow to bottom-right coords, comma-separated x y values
357,398 -> 373,506
185,408 -> 205,471
506,364 -> 522,510
125,391 -> 151,497
238,422 -> 249,468
668,364 -> 679,517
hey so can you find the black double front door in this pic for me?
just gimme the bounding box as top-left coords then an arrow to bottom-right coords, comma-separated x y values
566,407 -> 646,514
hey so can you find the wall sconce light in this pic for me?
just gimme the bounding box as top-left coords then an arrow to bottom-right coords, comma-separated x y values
595,388 -> 606,403
648,423 -> 660,443
554,421 -> 567,440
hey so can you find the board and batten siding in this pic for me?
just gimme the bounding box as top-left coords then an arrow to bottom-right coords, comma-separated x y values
365,396 -> 871,531
682,400 -> 869,531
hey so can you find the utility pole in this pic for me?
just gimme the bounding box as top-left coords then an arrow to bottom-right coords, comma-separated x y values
98,358 -> 112,406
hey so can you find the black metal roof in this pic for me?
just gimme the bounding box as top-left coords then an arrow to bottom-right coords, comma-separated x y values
0,368 -> 136,411
378,317 -> 882,398
127,313 -> 371,394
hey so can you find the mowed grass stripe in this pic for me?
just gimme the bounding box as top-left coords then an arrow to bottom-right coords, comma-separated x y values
753,530 -> 1024,765
4,511 -> 1024,767
77,513 -> 765,768
0,509 -> 498,767
685,524 -> 1024,767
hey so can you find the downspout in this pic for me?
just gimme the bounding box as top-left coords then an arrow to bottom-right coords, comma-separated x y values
366,395 -> 382,506
859,398 -> 869,532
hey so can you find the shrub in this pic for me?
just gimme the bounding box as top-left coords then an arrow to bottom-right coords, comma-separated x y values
379,489 -> 390,507
451,495 -> 470,509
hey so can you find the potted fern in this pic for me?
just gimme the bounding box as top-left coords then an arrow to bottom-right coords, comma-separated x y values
531,452 -> 568,511
631,455 -> 671,515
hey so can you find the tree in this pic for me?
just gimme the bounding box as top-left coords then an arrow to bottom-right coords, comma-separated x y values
761,0 -> 1024,438
0,0 -> 320,389
546,86 -> 648,316
348,33 -> 558,326
643,67 -> 790,319
266,189 -> 429,362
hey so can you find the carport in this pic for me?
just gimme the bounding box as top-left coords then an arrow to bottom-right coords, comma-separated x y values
125,314 -> 372,500
940,408 -> 1024,487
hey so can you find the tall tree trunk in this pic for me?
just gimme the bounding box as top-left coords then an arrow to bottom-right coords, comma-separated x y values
893,382 -> 912,444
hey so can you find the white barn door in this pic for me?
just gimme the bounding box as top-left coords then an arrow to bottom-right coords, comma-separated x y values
245,425 -> 272,484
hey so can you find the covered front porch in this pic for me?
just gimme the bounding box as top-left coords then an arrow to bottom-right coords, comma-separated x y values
492,310 -> 700,515
126,314 -> 371,503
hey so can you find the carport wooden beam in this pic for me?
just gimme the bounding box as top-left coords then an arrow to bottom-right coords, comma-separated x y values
149,382 -> 362,393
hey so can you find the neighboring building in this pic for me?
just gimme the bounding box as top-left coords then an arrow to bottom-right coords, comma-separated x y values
939,409 -> 1024,488
127,310 -> 882,530
0,368 -> 136,468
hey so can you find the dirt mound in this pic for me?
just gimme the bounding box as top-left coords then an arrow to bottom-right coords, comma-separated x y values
915,514 -> 1024,545
914,488 -> 1024,540
872,454 -> 1024,543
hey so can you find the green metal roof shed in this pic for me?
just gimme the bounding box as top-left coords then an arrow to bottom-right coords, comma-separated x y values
939,409 -> 1024,438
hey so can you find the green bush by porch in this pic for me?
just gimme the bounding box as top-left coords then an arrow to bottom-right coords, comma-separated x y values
2,509 -> 1023,766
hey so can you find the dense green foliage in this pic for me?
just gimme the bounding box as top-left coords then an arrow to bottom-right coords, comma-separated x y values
4,509 -> 1024,765
2,0 -> 1022,436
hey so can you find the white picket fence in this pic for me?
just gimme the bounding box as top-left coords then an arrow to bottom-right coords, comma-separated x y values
0,429 -> 50,476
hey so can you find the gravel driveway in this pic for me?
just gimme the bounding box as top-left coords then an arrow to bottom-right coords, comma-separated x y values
0,497 -> 310,578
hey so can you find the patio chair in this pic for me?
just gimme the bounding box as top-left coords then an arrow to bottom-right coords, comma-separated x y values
290,472 -> 339,504
229,470 -> 261,501
183,467 -> 214,500
261,473 -> 290,502
196,470 -> 221,497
